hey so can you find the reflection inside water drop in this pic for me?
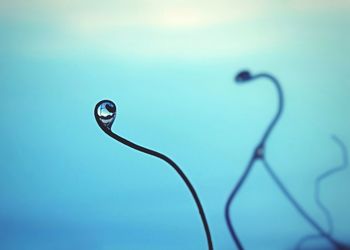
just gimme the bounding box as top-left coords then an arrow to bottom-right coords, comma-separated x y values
96,100 -> 116,130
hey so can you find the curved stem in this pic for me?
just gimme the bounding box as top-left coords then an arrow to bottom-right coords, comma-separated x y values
296,235 -> 326,250
262,159 -> 340,247
226,72 -> 349,250
225,72 -> 283,249
252,73 -> 284,145
94,112 -> 213,250
315,135 -> 348,234
296,135 -> 349,249
225,157 -> 255,250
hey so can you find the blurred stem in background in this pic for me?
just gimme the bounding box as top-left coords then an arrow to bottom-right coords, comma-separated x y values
296,135 -> 349,250
225,70 -> 349,250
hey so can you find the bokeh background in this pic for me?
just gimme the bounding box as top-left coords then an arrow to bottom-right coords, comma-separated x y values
1,0 -> 349,249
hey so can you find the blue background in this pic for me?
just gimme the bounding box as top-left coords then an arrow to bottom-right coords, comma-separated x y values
1,1 -> 349,249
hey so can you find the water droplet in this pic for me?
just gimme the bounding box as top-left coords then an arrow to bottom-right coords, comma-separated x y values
96,100 -> 116,130
235,70 -> 252,83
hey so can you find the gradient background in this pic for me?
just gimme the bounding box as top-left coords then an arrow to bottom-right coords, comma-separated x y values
1,0 -> 350,249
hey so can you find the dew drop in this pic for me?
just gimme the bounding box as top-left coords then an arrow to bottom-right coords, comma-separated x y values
235,71 -> 252,83
96,100 -> 116,130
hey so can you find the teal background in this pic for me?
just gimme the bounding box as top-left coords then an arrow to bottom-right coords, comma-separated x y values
0,1 -> 349,249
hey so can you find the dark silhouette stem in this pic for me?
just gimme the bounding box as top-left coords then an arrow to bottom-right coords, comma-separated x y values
254,73 -> 284,145
225,72 -> 283,249
95,110 -> 213,250
226,72 -> 349,250
296,136 -> 349,249
225,157 -> 255,250
262,159 -> 340,247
